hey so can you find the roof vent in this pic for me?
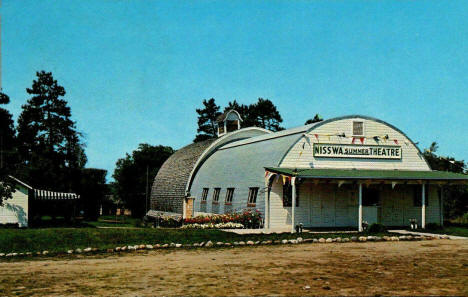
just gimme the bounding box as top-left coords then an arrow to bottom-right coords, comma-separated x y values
216,110 -> 242,137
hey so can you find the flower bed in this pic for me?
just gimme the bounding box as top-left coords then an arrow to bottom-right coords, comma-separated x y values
184,209 -> 262,229
181,222 -> 244,229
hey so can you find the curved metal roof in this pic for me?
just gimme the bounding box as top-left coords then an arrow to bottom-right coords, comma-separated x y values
150,127 -> 270,214
152,114 -> 432,214
221,123 -> 318,149
150,139 -> 216,213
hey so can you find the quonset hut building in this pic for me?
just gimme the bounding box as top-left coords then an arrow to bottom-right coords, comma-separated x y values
150,111 -> 468,231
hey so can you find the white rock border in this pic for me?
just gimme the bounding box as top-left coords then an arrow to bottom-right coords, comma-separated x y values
0,234 -> 450,259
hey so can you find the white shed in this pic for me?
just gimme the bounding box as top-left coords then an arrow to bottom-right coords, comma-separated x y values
0,177 -> 31,227
0,176 -> 81,228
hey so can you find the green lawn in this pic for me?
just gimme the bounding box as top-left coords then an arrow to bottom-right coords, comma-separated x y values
420,225 -> 468,237
32,215 -> 144,228
85,215 -> 143,228
0,228 -> 389,254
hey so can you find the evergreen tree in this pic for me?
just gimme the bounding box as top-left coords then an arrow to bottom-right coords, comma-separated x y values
194,98 -> 222,142
0,91 -> 17,204
224,100 -> 256,127
16,71 -> 86,191
305,114 -> 324,125
248,98 -> 284,131
196,97 -> 284,140
224,98 -> 284,131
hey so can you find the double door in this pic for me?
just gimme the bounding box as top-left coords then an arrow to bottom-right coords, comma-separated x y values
309,184 -> 357,227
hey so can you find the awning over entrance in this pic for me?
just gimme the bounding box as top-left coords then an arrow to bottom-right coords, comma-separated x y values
264,167 -> 467,232
32,189 -> 80,200
264,167 -> 468,183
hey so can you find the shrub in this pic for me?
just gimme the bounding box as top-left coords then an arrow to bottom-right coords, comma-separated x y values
458,212 -> 468,224
367,223 -> 387,234
132,219 -> 143,227
449,212 -> 468,226
158,216 -> 182,228
425,222 -> 442,231
181,222 -> 244,229
183,209 -> 263,229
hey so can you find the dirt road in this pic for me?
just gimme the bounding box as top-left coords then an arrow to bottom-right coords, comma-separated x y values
0,240 -> 467,296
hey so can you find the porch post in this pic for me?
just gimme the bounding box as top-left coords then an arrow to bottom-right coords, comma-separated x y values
421,183 -> 426,229
291,177 -> 296,233
358,183 -> 363,232
264,176 -> 270,229
440,186 -> 444,227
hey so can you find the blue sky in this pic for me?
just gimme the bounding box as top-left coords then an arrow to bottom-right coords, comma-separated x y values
2,0 -> 467,181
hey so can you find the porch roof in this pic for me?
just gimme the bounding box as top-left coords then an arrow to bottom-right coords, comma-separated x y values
265,167 -> 468,182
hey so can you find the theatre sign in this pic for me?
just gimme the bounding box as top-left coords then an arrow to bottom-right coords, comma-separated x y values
313,143 -> 402,160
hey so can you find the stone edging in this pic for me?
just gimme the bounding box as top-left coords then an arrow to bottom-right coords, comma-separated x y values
0,234 -> 450,259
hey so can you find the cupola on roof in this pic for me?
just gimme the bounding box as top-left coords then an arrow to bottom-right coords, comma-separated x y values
216,109 -> 243,136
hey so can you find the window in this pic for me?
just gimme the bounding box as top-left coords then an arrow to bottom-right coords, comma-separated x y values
282,182 -> 299,207
225,188 -> 235,204
201,188 -> 209,203
247,187 -> 259,206
212,188 -> 221,203
363,187 -> 380,206
413,185 -> 429,206
353,121 -> 364,136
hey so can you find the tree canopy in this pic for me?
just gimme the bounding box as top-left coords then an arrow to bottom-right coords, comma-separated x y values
113,143 -> 174,217
0,91 -> 16,205
194,97 -> 285,142
79,168 -> 107,220
194,98 -> 222,142
224,98 -> 285,131
16,71 -> 87,192
305,114 -> 324,125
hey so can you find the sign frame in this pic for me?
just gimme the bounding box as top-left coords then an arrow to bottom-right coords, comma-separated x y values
313,143 -> 403,160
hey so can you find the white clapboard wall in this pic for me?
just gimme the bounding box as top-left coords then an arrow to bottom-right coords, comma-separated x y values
280,117 -> 430,171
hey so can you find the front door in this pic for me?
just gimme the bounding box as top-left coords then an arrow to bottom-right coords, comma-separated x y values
362,187 -> 381,225
309,184 -> 335,227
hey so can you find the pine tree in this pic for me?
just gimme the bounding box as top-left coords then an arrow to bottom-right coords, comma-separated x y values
249,98 -> 284,131
194,98 -> 222,142
225,98 -> 284,131
0,91 -> 16,204
17,71 -> 86,191
224,100 -> 255,127
305,114 -> 324,125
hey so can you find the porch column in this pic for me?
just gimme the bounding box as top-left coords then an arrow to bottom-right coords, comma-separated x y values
291,177 -> 296,233
440,186 -> 444,226
422,183 -> 426,229
264,176 -> 270,229
358,183 -> 363,232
